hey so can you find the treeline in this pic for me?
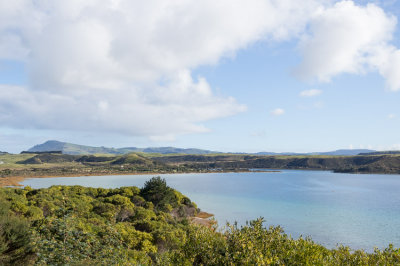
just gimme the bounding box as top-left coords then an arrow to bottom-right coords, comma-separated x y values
0,178 -> 399,265
5,152 -> 400,180
153,154 -> 400,174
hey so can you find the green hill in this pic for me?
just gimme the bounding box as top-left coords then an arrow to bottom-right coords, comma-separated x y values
27,140 -> 125,155
27,140 -> 379,156
27,140 -> 217,155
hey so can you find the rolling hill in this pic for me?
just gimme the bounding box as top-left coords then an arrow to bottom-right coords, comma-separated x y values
27,140 -> 218,155
254,149 -> 376,156
27,140 -> 378,156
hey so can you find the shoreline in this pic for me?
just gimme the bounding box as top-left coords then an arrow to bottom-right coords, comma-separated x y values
191,212 -> 215,228
0,169 -> 280,187
3,166 -> 398,188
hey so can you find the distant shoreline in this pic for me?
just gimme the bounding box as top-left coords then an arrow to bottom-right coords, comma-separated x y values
3,152 -> 400,188
0,169 -> 280,187
4,165 -> 400,188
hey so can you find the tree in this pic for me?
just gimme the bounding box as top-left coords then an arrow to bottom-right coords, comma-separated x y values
0,198 -> 34,265
140,177 -> 176,212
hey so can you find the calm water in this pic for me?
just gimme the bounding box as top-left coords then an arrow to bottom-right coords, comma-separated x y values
21,170 -> 400,251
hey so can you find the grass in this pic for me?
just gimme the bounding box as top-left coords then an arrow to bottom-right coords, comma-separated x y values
0,154 -> 36,169
0,154 -> 86,170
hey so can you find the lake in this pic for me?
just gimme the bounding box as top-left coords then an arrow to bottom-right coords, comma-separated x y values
21,170 -> 400,251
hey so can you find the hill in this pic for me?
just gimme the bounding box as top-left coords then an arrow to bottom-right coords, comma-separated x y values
255,149 -> 376,156
28,140 -> 379,156
359,150 -> 400,156
317,149 -> 376,156
3,152 -> 400,184
28,140 -> 217,155
152,153 -> 400,174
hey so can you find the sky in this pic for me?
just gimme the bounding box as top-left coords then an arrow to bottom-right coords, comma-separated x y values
1,0 -> 400,153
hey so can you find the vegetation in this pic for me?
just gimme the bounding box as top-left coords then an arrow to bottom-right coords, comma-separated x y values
0,153 -> 193,184
153,154 -> 400,174
3,152 -> 400,187
0,194 -> 34,264
0,177 -> 399,265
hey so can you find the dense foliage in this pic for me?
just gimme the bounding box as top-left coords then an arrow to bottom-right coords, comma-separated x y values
0,177 -> 399,265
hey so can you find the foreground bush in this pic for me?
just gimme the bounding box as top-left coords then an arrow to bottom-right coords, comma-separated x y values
0,177 -> 399,265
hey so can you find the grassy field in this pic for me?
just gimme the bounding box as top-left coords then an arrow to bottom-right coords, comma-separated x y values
0,154 -> 39,169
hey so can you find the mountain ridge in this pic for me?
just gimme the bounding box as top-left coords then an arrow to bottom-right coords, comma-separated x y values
254,149 -> 376,156
28,140 -> 219,155
27,140 -> 379,156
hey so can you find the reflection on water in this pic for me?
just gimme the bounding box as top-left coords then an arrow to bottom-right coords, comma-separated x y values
21,170 -> 400,251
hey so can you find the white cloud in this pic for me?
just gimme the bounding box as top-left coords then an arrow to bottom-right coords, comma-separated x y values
296,1 -> 398,87
0,0 -> 327,139
2,0 -> 289,138
388,113 -> 396,119
375,48 -> 400,91
300,89 -> 322,97
0,76 -> 246,138
271,108 -> 285,116
295,1 -> 400,91
1,0 -> 400,140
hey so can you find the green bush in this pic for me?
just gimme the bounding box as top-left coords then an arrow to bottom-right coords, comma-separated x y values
140,176 -> 179,212
0,179 -> 399,265
0,197 -> 34,265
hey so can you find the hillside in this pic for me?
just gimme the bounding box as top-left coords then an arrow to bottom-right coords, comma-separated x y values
255,149 -> 376,156
28,140 -> 127,155
0,153 -> 186,185
316,149 -> 376,156
27,140 -> 217,155
3,152 -> 400,183
359,150 -> 400,156
27,140 -> 380,156
152,154 -> 400,174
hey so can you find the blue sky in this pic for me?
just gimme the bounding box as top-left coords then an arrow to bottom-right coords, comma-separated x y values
180,40 -> 400,153
1,1 -> 400,153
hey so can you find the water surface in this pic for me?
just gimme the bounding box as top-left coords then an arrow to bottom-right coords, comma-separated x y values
21,170 -> 400,251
